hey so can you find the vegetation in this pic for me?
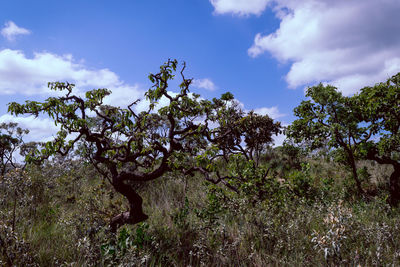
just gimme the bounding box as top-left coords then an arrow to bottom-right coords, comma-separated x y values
356,73 -> 400,205
287,84 -> 368,194
288,73 -> 400,206
1,61 -> 400,266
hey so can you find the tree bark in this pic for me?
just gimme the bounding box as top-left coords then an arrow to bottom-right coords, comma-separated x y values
389,165 -> 400,207
366,149 -> 400,206
345,146 -> 364,195
350,154 -> 364,195
110,178 -> 148,232
335,131 -> 364,195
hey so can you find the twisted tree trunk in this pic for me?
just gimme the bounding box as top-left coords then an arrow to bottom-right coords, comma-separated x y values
110,177 -> 148,232
366,149 -> 400,206
388,165 -> 400,207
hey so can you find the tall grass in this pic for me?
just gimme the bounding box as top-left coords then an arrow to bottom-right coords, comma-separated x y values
1,157 -> 400,266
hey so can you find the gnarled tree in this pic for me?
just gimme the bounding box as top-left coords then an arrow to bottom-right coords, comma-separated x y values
8,60 -> 281,231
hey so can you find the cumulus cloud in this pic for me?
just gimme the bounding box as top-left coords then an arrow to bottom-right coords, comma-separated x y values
229,97 -> 285,121
246,0 -> 400,94
1,21 -> 31,41
252,106 -> 286,146
0,114 -> 59,142
191,78 -> 217,91
103,84 -> 144,108
273,131 -> 286,146
0,49 -> 145,105
0,48 -> 147,143
253,106 -> 285,119
210,0 -> 270,16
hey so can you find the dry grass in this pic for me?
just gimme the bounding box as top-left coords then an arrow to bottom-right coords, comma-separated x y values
1,158 -> 400,266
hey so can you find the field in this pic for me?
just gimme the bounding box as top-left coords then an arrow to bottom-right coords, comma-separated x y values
2,152 -> 400,266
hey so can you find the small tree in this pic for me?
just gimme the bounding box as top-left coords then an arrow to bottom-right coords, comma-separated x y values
287,84 -> 370,195
194,103 -> 281,200
8,60 -> 280,230
0,122 -> 29,176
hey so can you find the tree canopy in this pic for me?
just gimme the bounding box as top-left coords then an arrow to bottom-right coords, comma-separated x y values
8,59 -> 280,230
355,73 -> 400,205
288,72 -> 400,205
287,84 -> 369,194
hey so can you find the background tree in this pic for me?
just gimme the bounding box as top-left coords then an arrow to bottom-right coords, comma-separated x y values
0,122 -> 29,176
193,100 -> 281,201
287,84 -> 371,195
8,60 -> 281,231
356,72 -> 400,205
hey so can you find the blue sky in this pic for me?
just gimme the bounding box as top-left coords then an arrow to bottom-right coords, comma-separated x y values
1,0 -> 400,144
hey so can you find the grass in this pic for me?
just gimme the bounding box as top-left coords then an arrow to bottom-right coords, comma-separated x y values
1,156 -> 400,266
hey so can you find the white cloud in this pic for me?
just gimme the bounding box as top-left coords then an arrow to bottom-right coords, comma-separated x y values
0,48 -> 148,143
273,132 -> 285,147
246,0 -> 400,95
0,46 -> 287,148
103,84 -> 144,108
228,97 -> 285,121
1,21 -> 31,41
0,48 -> 145,105
210,0 -> 270,16
253,106 -> 285,119
0,114 -> 59,142
191,78 -> 217,91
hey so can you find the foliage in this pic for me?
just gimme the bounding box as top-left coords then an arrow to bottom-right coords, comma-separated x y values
286,162 -> 317,200
0,134 -> 399,265
101,223 -> 152,265
3,60 -> 400,265
287,83 -> 372,195
8,59 -> 280,231
0,221 -> 37,266
355,72 -> 400,205
288,72 -> 400,205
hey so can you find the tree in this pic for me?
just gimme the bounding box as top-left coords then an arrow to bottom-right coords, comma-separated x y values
356,72 -> 400,205
194,103 -> 281,201
8,60 -> 281,231
287,84 -> 371,195
0,122 -> 29,176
